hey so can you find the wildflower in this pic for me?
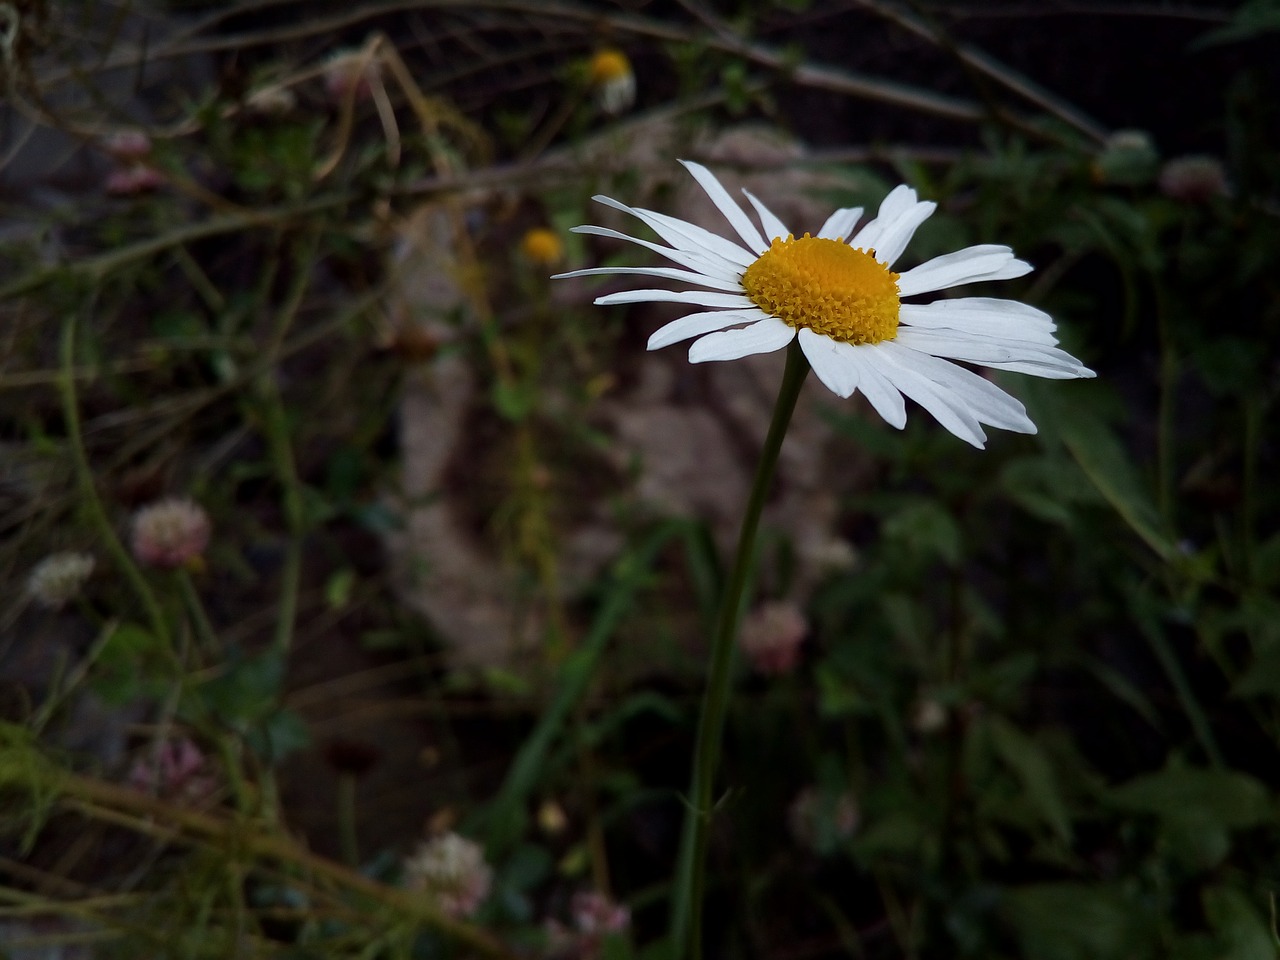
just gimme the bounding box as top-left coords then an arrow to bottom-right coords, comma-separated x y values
1093,129 -> 1158,185
1158,155 -> 1230,203
587,48 -> 636,115
803,535 -> 858,574
570,890 -> 630,937
130,497 -> 211,570
788,786 -> 859,854
128,738 -> 217,803
737,600 -> 807,675
324,48 -> 378,103
556,161 -> 1094,448
246,85 -> 298,115
547,890 -> 630,959
538,798 -> 569,835
403,832 -> 492,919
101,130 -> 152,162
521,227 -> 566,266
911,696 -> 948,734
105,165 -> 165,196
26,551 -> 94,609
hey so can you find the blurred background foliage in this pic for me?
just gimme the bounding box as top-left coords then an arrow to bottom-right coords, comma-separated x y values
0,1 -> 1278,958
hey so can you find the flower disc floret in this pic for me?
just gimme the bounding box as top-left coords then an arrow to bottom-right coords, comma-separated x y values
588,49 -> 631,84
742,235 -> 900,345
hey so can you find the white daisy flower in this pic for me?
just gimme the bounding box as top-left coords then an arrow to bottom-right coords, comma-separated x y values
555,160 -> 1095,449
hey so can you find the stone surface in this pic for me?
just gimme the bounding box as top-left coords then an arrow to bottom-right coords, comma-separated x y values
385,126 -> 872,670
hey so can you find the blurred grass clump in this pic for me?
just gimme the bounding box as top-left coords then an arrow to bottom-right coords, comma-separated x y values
1,1 -> 1278,958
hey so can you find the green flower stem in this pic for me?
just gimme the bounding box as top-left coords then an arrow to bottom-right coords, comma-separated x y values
671,338 -> 810,960
59,313 -> 171,651
175,568 -> 220,657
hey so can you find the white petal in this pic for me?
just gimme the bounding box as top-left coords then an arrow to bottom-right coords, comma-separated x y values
688,317 -> 796,363
592,195 -> 756,269
818,206 -> 864,241
868,343 -> 989,448
900,299 -> 1058,345
897,245 -> 1033,297
596,289 -> 754,308
741,189 -> 790,245
869,200 -> 936,267
798,329 -> 859,398
647,309 -> 770,350
571,225 -> 742,284
679,160 -> 768,253
843,349 -> 907,429
553,265 -> 744,292
893,328 -> 1093,378
849,185 -> 919,251
875,341 -> 1035,433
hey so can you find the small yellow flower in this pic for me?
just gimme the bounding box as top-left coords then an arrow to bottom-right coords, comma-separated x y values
587,48 -> 636,115
521,227 -> 565,266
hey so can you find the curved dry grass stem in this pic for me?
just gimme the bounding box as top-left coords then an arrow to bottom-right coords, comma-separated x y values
50,773 -> 519,959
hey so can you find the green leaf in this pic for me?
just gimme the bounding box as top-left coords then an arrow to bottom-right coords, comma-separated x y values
246,708 -> 310,764
985,716 -> 1074,843
1202,887 -> 1276,960
1109,765 -> 1272,831
1024,380 -> 1176,562
882,499 -> 963,567
1002,883 -> 1151,960
1233,640 -> 1280,699
499,842 -> 553,893
92,623 -> 167,706
491,380 -> 535,421
1194,0 -> 1280,47
325,567 -> 356,610
814,662 -> 870,718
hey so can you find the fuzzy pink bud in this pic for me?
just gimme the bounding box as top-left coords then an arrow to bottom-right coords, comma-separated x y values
1158,155 -> 1230,203
738,600 -> 807,675
130,497 -> 211,570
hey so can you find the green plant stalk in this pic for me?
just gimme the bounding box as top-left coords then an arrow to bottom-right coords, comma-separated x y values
175,569 -> 220,656
59,314 -> 172,651
670,339 -> 810,960
484,519 -> 688,853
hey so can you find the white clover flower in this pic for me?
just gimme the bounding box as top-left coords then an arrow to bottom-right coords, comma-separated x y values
557,161 -> 1095,449
403,832 -> 492,919
26,552 -> 95,609
738,600 -> 807,676
130,497 -> 211,570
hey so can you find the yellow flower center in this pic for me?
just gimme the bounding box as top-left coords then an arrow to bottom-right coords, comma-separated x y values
521,227 -> 564,266
588,49 -> 632,84
741,234 -> 901,345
